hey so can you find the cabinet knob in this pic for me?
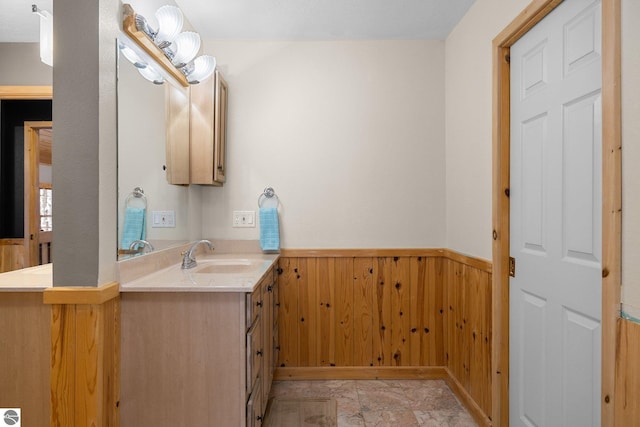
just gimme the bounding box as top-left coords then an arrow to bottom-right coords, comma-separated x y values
256,300 -> 263,308
267,285 -> 273,292
256,349 -> 263,356
257,415 -> 263,421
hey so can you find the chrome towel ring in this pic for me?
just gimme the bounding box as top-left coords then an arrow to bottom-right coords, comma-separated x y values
258,187 -> 279,208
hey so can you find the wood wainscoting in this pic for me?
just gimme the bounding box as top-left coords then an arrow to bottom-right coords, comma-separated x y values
0,292 -> 51,426
275,249 -> 492,425
615,317 -> 640,424
44,282 -> 120,427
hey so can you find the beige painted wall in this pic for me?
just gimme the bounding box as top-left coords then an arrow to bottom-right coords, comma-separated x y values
0,43 -> 52,85
444,0 -> 530,260
621,0 -> 640,318
199,40 -> 446,248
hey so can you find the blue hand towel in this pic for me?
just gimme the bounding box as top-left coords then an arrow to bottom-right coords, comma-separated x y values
121,207 -> 146,249
259,207 -> 280,252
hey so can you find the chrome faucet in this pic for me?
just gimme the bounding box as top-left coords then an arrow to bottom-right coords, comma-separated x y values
181,239 -> 214,269
129,239 -> 154,253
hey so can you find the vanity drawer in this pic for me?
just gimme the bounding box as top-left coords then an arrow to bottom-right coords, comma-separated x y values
246,316 -> 263,394
246,286 -> 263,330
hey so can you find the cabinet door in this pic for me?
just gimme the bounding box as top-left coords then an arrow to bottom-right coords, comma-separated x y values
189,71 -> 227,186
213,70 -> 228,183
189,76 -> 218,185
165,84 -> 190,185
262,276 -> 274,415
246,378 -> 263,427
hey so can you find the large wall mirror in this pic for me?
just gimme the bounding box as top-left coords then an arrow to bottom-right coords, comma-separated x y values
116,41 -> 199,259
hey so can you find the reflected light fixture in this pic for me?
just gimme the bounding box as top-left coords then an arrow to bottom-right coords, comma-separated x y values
32,4 -> 53,67
122,4 -> 216,86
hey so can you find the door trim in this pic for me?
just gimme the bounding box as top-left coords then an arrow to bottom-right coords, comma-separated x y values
0,86 -> 52,100
24,121 -> 53,267
491,1 -> 621,426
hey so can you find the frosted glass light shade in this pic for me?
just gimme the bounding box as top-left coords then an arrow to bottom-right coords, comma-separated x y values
39,10 -> 53,67
119,43 -> 147,68
154,5 -> 183,44
171,32 -> 200,67
187,55 -> 216,84
138,65 -> 165,84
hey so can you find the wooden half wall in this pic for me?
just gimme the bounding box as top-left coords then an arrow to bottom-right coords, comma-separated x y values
276,249 -> 493,423
44,282 -> 120,427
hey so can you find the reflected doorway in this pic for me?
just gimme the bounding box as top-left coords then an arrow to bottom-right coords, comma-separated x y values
0,87 -> 52,273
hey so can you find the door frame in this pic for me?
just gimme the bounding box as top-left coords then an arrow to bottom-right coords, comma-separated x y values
491,1 -> 621,426
24,121 -> 53,267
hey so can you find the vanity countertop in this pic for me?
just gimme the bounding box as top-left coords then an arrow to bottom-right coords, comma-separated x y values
0,263 -> 52,292
119,253 -> 279,293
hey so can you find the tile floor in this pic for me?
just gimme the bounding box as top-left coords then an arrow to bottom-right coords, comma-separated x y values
268,379 -> 478,427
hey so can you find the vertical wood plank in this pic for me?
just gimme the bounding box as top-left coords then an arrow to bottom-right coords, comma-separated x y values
297,258 -> 315,367
335,258 -> 354,366
422,257 -> 443,366
410,256 -> 426,366
443,258 -> 452,371
374,257 -> 392,366
433,257 -> 445,366
390,257 -> 411,366
461,265 -> 471,391
468,267 -> 485,411
485,272 -> 493,415
104,297 -> 120,427
75,304 -> 102,426
278,258 -> 299,367
615,318 -> 640,425
318,258 -> 336,366
51,304 -> 76,427
353,258 -> 374,366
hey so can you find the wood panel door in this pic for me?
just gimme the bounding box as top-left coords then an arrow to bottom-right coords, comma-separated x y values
509,0 -> 602,425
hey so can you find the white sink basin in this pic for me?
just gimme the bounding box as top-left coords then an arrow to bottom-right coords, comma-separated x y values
193,258 -> 264,274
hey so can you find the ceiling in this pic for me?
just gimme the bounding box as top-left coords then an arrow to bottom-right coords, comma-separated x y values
0,0 -> 475,43
175,0 -> 477,40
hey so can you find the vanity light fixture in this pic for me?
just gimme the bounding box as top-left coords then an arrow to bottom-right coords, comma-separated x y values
32,4 -> 53,67
122,4 -> 216,86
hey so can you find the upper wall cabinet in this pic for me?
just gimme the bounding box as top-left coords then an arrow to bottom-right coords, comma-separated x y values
165,84 -> 191,185
190,70 -> 228,186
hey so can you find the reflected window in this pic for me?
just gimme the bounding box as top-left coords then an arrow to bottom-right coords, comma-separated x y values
40,186 -> 52,231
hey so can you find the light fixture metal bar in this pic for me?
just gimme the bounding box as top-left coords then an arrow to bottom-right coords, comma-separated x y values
32,4 -> 46,18
122,4 -> 189,87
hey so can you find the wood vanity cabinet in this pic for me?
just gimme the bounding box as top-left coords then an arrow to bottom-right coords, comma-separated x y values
120,265 -> 278,427
246,267 -> 279,426
190,70 -> 228,186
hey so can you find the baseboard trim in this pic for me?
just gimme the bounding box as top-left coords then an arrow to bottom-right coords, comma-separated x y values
443,367 -> 492,427
274,366 -> 447,381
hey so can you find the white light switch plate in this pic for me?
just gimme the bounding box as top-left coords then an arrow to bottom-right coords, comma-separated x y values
233,210 -> 255,228
152,210 -> 176,228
